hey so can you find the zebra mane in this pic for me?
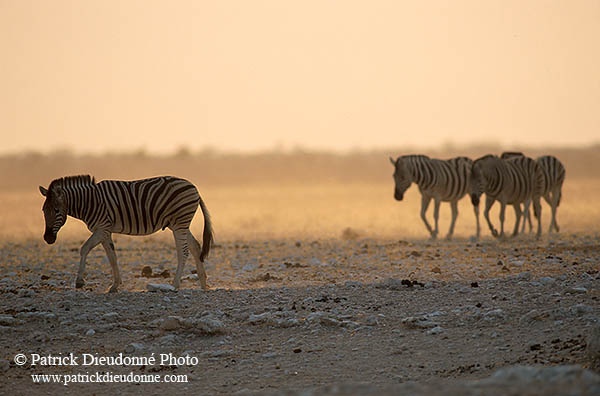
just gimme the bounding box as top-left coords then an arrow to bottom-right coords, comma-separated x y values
49,175 -> 96,190
475,154 -> 497,164
402,154 -> 430,161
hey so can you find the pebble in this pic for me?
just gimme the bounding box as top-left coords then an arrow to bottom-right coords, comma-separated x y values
427,326 -> 444,335
147,283 -> 176,292
587,324 -> 600,369
0,315 -> 18,326
161,316 -> 182,331
85,329 -> 95,336
482,309 -> 506,322
565,287 -> 588,295
124,343 -> 145,354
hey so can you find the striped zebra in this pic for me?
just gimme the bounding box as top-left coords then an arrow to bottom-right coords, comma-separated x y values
39,175 -> 214,292
470,154 -> 544,238
389,155 -> 480,240
501,152 -> 566,233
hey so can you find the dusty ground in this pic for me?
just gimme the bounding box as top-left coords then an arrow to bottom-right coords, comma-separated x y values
0,233 -> 598,395
1,152 -> 600,394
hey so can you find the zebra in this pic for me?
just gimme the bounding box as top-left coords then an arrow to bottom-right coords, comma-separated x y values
390,155 -> 480,240
500,152 -> 566,233
470,154 -> 544,238
39,175 -> 214,293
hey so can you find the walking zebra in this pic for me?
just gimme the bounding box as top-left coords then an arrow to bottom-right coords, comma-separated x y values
39,175 -> 214,292
389,155 -> 480,240
470,154 -> 544,238
500,152 -> 566,233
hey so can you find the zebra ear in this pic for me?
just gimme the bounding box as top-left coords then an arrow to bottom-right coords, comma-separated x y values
39,186 -> 48,197
389,157 -> 396,166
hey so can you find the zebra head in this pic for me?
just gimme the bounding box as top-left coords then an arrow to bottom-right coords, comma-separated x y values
39,183 -> 68,244
469,157 -> 489,207
390,156 -> 411,201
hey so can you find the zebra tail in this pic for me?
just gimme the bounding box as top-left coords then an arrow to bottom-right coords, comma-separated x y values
198,196 -> 214,262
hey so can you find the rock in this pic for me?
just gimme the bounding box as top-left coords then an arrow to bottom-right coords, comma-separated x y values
196,316 -> 225,334
161,316 -> 182,331
539,276 -> 555,285
147,283 -> 176,292
519,309 -> 550,325
101,312 -> 119,321
482,309 -> 506,322
565,287 -> 588,295
477,364 -> 600,385
401,316 -> 437,329
85,329 -> 95,336
431,266 -> 441,274
141,266 -> 153,278
569,304 -> 593,316
516,271 -> 530,280
124,343 -> 145,354
248,312 -> 273,324
0,315 -> 18,326
427,326 -> 444,335
587,323 -> 600,369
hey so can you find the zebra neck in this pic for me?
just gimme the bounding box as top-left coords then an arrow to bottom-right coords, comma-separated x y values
407,161 -> 432,186
64,185 -> 97,224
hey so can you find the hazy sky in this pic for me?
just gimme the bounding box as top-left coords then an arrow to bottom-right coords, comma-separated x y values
1,1 -> 599,154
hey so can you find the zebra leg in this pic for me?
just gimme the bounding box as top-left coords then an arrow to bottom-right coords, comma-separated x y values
473,202 -> 481,240
483,195 -> 498,237
498,202 -> 506,238
419,195 -> 435,238
171,228 -> 189,290
75,231 -> 105,288
187,230 -> 208,290
101,235 -> 121,293
533,198 -> 542,239
446,200 -> 458,240
520,203 -> 528,234
511,204 -> 522,237
432,199 -> 441,240
546,192 -> 558,233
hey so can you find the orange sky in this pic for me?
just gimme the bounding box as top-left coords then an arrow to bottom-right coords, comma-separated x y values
1,1 -> 599,154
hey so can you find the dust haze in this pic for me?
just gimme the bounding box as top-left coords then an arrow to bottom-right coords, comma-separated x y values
2,145 -> 599,242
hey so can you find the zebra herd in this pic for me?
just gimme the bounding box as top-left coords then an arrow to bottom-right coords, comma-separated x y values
39,152 -> 564,292
390,152 -> 565,241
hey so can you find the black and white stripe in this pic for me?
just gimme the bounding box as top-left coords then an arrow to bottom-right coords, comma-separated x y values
40,175 -> 214,292
501,152 -> 566,233
470,154 -> 544,238
390,155 -> 480,240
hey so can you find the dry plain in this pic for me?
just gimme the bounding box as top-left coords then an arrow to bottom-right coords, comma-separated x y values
0,148 -> 599,395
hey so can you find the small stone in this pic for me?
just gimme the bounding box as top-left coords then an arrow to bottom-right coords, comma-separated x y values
85,329 -> 96,336
0,315 -> 18,326
565,287 -> 587,295
431,266 -> 441,274
141,266 -> 153,278
147,283 -> 176,292
124,343 -> 145,354
161,316 -> 182,331
427,326 -> 444,335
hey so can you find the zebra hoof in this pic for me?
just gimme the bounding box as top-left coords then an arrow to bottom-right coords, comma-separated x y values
75,279 -> 85,288
106,285 -> 120,293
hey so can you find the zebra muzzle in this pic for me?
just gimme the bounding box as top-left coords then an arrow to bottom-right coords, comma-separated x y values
394,190 -> 404,201
44,230 -> 56,244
